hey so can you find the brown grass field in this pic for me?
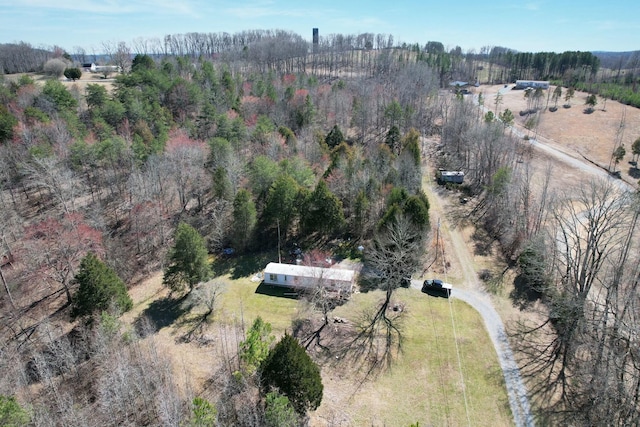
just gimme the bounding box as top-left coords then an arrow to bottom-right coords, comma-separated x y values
480,84 -> 640,187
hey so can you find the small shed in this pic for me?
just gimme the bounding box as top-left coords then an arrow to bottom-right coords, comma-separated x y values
263,262 -> 356,294
438,170 -> 464,184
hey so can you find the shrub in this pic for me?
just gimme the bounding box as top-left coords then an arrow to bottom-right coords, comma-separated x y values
0,105 -> 18,143
42,79 -> 78,110
63,67 -> 82,81
0,395 -> 30,426
264,391 -> 298,427
43,58 -> 68,78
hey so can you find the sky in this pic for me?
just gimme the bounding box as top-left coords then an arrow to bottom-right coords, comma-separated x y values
1,0 -> 639,54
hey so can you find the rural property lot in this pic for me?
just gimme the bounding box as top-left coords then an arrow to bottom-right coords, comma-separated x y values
415,85 -> 640,426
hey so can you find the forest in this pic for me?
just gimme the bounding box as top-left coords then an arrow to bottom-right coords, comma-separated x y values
1,30 -> 640,426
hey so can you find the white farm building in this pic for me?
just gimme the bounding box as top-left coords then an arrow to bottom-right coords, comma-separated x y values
263,262 -> 356,293
515,80 -> 549,90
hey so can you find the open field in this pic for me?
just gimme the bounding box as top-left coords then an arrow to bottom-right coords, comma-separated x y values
324,288 -> 512,427
3,70 -> 117,94
479,84 -> 640,187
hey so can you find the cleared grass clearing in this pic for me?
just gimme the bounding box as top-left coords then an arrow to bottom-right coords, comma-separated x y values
217,276 -> 300,333
323,288 -> 512,426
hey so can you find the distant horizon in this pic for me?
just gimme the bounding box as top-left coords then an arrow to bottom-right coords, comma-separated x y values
3,31 -> 639,57
1,0 -> 639,54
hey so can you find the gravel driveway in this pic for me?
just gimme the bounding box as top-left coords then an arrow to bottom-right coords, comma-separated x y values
420,165 -> 535,426
451,288 -> 534,427
410,280 -> 534,427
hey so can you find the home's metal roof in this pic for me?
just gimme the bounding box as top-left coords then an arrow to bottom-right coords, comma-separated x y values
264,262 -> 355,282
441,171 -> 464,177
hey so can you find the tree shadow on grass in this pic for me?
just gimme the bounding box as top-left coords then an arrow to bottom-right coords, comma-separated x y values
472,227 -> 494,256
509,274 -> 542,310
211,250 -> 277,280
134,295 -> 190,337
254,282 -> 300,299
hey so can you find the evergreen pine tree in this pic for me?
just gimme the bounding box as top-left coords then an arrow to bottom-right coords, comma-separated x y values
260,333 -> 323,415
71,253 -> 132,318
324,125 -> 344,149
163,223 -> 211,293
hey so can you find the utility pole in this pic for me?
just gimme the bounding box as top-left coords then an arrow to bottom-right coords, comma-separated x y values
277,219 -> 281,263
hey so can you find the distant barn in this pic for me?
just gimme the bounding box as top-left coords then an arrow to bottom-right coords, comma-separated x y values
515,80 -> 549,90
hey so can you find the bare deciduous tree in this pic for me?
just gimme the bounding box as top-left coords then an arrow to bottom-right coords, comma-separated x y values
340,215 -> 425,377
181,280 -> 225,342
512,179 -> 636,422
43,58 -> 68,78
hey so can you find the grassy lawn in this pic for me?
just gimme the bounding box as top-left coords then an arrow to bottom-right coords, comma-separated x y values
217,275 -> 300,333
326,288 -> 512,426
216,277 -> 512,426
123,250 -> 512,425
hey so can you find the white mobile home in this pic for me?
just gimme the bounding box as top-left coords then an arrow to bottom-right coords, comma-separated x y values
515,80 -> 549,90
438,170 -> 465,184
91,65 -> 122,74
263,262 -> 356,293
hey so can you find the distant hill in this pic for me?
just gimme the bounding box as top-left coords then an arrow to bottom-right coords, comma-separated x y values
592,50 -> 640,69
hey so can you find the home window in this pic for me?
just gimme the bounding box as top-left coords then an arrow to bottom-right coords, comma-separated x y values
269,274 -> 277,281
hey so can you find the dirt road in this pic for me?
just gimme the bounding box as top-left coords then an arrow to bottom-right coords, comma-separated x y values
419,174 -> 535,427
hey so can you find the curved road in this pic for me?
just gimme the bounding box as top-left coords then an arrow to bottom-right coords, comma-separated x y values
410,284 -> 534,426
452,288 -> 534,427
477,86 -> 632,192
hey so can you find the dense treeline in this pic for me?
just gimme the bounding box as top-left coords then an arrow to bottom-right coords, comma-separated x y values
0,42 -> 57,74
4,30 -> 638,95
483,48 -> 600,82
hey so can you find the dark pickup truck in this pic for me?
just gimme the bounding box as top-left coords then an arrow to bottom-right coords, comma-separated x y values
421,279 -> 452,296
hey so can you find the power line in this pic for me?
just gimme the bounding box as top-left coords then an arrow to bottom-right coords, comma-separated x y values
438,216 -> 472,426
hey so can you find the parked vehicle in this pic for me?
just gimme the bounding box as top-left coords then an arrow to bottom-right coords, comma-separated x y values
421,279 -> 452,296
